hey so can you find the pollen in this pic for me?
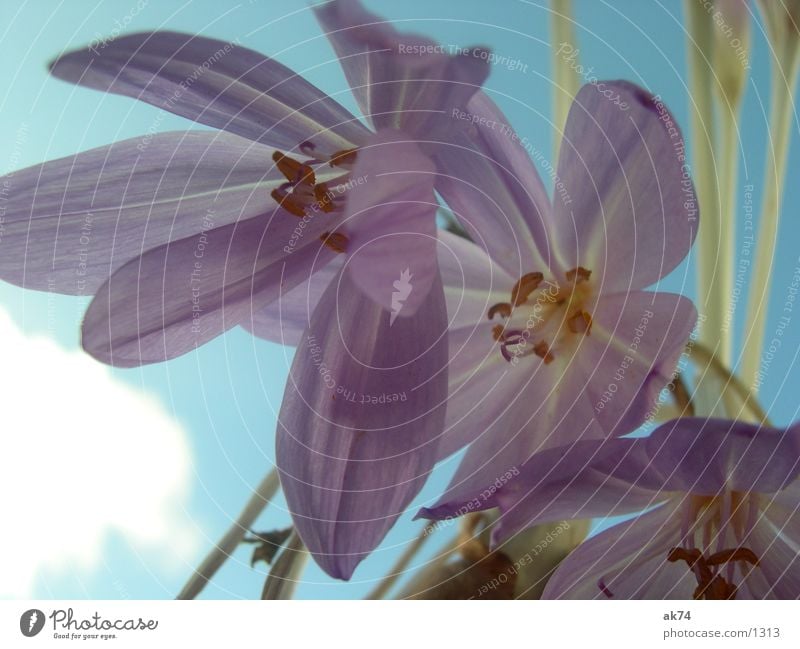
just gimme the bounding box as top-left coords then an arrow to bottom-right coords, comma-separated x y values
533,340 -> 554,364
567,310 -> 593,335
273,151 -> 315,185
320,231 -> 349,254
487,302 -> 512,320
566,266 -> 592,284
329,148 -> 358,167
511,272 -> 544,306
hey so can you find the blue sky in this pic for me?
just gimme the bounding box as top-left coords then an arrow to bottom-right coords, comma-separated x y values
0,0 -> 798,599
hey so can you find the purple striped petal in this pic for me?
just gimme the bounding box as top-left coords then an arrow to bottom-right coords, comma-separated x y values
553,81 -> 698,291
344,129 -> 438,315
314,0 -> 489,135
542,504 -> 694,599
50,31 -> 370,151
434,91 -> 555,278
276,267 -> 448,579
82,212 -> 336,367
0,131 -> 280,294
241,257 -> 342,346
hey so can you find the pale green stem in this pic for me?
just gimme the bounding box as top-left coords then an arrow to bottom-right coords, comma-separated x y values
366,523 -> 435,600
261,530 -> 309,600
550,0 -> 580,159
740,56 -> 800,390
177,468 -> 280,600
685,0 -> 722,345
716,97 -> 742,368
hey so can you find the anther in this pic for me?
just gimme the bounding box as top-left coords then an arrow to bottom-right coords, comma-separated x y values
329,148 -> 358,167
511,272 -> 544,306
314,183 -> 336,213
533,340 -> 554,364
487,302 -> 512,320
567,310 -> 593,335
273,151 -> 315,185
566,266 -> 592,284
271,188 -> 307,218
320,231 -> 349,254
492,324 -> 506,341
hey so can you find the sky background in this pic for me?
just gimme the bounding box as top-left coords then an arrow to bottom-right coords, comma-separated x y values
0,0 -> 798,599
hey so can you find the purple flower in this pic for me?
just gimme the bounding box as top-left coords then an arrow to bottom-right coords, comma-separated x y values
422,82 -> 699,512
426,418 -> 800,599
0,0 -> 489,367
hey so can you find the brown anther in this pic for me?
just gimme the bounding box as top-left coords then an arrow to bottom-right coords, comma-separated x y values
320,231 -> 349,254
567,310 -> 593,335
272,151 -> 315,185
694,575 -> 737,600
271,188 -> 307,218
511,272 -> 544,306
566,266 -> 592,284
667,547 -> 703,567
706,547 -> 760,567
491,324 -> 505,341
329,148 -> 358,167
533,340 -> 554,364
314,183 -> 336,213
487,302 -> 512,320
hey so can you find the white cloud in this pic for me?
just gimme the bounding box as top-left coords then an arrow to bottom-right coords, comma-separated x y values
0,307 -> 198,597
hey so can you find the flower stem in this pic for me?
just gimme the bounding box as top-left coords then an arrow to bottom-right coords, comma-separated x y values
261,530 -> 309,600
740,56 -> 800,390
550,0 -> 580,159
685,0 -> 722,345
365,523 -> 435,600
176,468 -> 280,600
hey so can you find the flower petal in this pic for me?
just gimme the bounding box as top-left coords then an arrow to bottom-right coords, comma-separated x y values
553,81 -> 698,291
581,291 -> 697,436
50,31 -> 370,151
434,91 -> 554,278
82,212 -> 336,367
0,131 -> 281,294
313,0 -> 489,135
276,267 -> 448,579
344,129 -> 438,315
241,257 -> 342,346
543,503 -> 695,599
646,419 -> 800,495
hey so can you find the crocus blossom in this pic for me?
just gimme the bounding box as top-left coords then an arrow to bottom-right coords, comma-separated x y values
0,0 -> 489,367
424,418 -> 800,599
0,0 -> 492,580
421,81 -> 699,517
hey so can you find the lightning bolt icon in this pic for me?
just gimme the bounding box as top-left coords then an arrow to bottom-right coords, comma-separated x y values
28,611 -> 38,632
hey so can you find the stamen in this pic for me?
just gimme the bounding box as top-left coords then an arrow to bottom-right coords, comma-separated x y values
487,302 -> 512,320
567,310 -> 593,335
329,148 -> 358,167
533,340 -> 554,364
705,548 -> 759,567
511,272 -> 544,306
273,151 -> 315,185
566,266 -> 592,284
668,547 -> 702,567
320,231 -> 349,254
271,188 -> 307,218
314,183 -> 336,213
491,324 -> 505,341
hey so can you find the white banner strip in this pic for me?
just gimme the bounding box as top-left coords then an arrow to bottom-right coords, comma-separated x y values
1,600 -> 796,648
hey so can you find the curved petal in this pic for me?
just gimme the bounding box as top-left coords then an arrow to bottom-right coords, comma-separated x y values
0,131 -> 281,294
553,81 -> 698,291
50,31 -> 370,151
313,0 -> 489,135
582,291 -> 697,436
82,212 -> 336,367
543,503 -> 696,599
434,91 -> 553,278
276,267 -> 448,579
646,419 -> 800,495
240,257 -> 342,346
344,129 -> 438,314
748,493 -> 800,598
